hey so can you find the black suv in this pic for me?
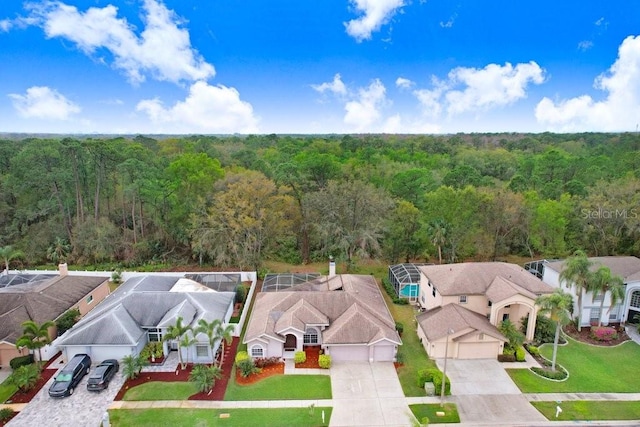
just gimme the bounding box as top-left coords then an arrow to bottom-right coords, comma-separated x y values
48,353 -> 92,398
87,359 -> 119,392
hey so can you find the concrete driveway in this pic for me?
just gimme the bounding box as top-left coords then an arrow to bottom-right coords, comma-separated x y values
436,358 -> 547,425
8,365 -> 125,427
330,362 -> 413,427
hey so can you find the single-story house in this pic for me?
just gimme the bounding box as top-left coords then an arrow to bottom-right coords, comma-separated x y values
0,268 -> 110,367
244,273 -> 401,362
54,274 -> 236,364
541,256 -> 640,326
416,262 -> 554,359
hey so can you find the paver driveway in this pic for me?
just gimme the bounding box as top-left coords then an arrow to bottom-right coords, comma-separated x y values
329,362 -> 413,427
8,366 -> 125,426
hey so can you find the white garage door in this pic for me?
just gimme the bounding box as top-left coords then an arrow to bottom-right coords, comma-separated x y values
372,345 -> 395,362
328,345 -> 369,362
458,342 -> 500,359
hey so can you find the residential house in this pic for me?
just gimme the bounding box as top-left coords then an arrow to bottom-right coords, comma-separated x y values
244,273 -> 401,362
415,262 -> 554,359
54,274 -> 236,364
0,269 -> 110,367
541,256 -> 640,326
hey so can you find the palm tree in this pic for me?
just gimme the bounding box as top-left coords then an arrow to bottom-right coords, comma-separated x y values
536,288 -> 573,371
196,318 -> 222,366
163,317 -> 191,370
189,364 -> 222,394
15,320 -> 55,363
428,219 -> 448,264
559,250 -> 592,331
46,237 -> 71,264
0,245 -> 24,272
180,332 -> 197,367
122,354 -> 148,380
215,323 -> 235,368
591,266 -> 625,327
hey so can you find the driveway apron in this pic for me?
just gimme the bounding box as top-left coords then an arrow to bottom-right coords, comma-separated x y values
330,362 -> 412,427
436,358 -> 547,425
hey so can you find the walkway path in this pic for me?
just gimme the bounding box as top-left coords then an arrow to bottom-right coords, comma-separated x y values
625,324 -> 640,345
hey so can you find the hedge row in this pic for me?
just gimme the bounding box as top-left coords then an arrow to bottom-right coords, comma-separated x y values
417,368 -> 450,395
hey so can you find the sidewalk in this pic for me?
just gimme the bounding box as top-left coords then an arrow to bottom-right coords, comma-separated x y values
625,324 -> 640,345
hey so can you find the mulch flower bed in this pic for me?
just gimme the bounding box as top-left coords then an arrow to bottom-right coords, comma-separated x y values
564,324 -> 630,346
0,412 -> 18,426
295,346 -> 321,369
5,368 -> 57,404
235,363 -> 285,385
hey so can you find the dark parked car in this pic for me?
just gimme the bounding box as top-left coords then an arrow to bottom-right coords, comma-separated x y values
48,353 -> 92,398
87,359 -> 120,392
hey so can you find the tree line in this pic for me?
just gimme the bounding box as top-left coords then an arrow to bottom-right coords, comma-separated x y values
0,133 -> 638,270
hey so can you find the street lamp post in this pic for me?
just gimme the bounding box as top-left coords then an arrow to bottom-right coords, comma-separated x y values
440,328 -> 454,406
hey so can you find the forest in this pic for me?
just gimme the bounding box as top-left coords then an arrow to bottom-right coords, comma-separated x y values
0,133 -> 638,271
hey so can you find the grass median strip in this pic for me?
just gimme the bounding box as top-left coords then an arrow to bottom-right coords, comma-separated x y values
532,401 -> 640,421
122,382 -> 199,401
224,374 -> 332,401
409,403 -> 460,424
109,407 -> 332,426
508,339 -> 640,393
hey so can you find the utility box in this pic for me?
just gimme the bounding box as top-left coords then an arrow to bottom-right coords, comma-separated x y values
424,381 -> 435,396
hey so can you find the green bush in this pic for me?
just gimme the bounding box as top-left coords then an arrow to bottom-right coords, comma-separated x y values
294,351 -> 306,364
237,359 -> 260,378
531,366 -> 567,380
9,354 -> 34,370
515,346 -> 526,362
140,341 -> 164,360
0,408 -> 15,422
56,308 -> 81,336
395,350 -> 405,364
234,285 -> 247,304
502,347 -> 515,356
235,351 -> 249,364
318,354 -> 331,369
395,321 -> 404,335
8,364 -> 40,392
416,368 -> 450,395
526,345 -> 540,357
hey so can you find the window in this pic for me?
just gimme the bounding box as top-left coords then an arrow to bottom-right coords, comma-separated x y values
303,327 -> 318,344
478,333 -> 485,341
459,295 -> 467,304
147,328 -> 162,342
432,288 -> 436,297
593,292 -> 603,302
86,295 -> 93,304
609,312 -> 618,321
502,313 -> 509,321
631,291 -> 640,309
590,308 -> 601,323
251,345 -> 264,358
196,345 -> 208,358
487,301 -> 492,307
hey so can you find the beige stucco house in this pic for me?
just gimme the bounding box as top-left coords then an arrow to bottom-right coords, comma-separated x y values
416,262 -> 554,359
244,273 -> 401,362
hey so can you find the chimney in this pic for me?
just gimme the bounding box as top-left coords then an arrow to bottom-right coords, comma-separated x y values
58,263 -> 68,277
329,257 -> 336,278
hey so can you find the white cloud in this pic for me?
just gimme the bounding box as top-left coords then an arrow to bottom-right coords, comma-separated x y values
312,73 -> 347,96
8,86 -> 80,120
578,40 -> 594,51
344,0 -> 404,42
536,35 -> 640,132
395,77 -> 414,89
27,0 -> 214,84
344,78 -> 387,130
136,80 -> 259,133
413,61 -> 545,117
0,19 -> 11,32
440,13 -> 457,29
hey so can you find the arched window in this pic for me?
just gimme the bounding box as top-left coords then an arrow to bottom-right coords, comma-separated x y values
303,327 -> 318,344
251,345 -> 264,358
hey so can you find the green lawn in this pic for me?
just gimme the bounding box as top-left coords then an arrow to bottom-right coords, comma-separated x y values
508,339 -> 640,393
224,372 -> 332,401
532,401 -> 640,421
122,382 -> 199,401
409,403 -> 460,424
109,407 -> 332,427
383,292 -> 438,397
0,381 -> 17,404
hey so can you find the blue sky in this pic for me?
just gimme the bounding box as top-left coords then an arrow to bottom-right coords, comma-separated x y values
1,0 -> 640,134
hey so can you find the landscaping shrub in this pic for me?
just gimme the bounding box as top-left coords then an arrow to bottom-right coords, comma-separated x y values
235,351 -> 249,364
526,345 -> 540,357
237,359 -> 260,378
294,351 -> 306,364
140,341 -> 164,361
502,347 -> 515,356
590,326 -> 618,342
497,354 -> 516,362
515,346 -> 526,362
395,351 -> 405,365
56,308 -> 81,336
254,357 -> 281,368
416,368 -> 450,395
8,364 -> 40,392
318,354 -> 331,369
9,354 -> 34,370
395,321 -> 404,335
531,366 -> 567,380
382,278 -> 408,304
0,408 -> 15,422
234,285 -> 247,305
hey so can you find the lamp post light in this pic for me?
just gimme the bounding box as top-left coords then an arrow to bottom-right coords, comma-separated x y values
440,328 -> 454,407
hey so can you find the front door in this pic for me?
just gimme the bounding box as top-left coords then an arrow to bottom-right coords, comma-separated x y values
284,334 -> 297,351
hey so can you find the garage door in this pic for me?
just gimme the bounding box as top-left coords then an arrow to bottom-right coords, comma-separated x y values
458,342 -> 499,359
328,345 -> 369,362
372,345 -> 395,361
